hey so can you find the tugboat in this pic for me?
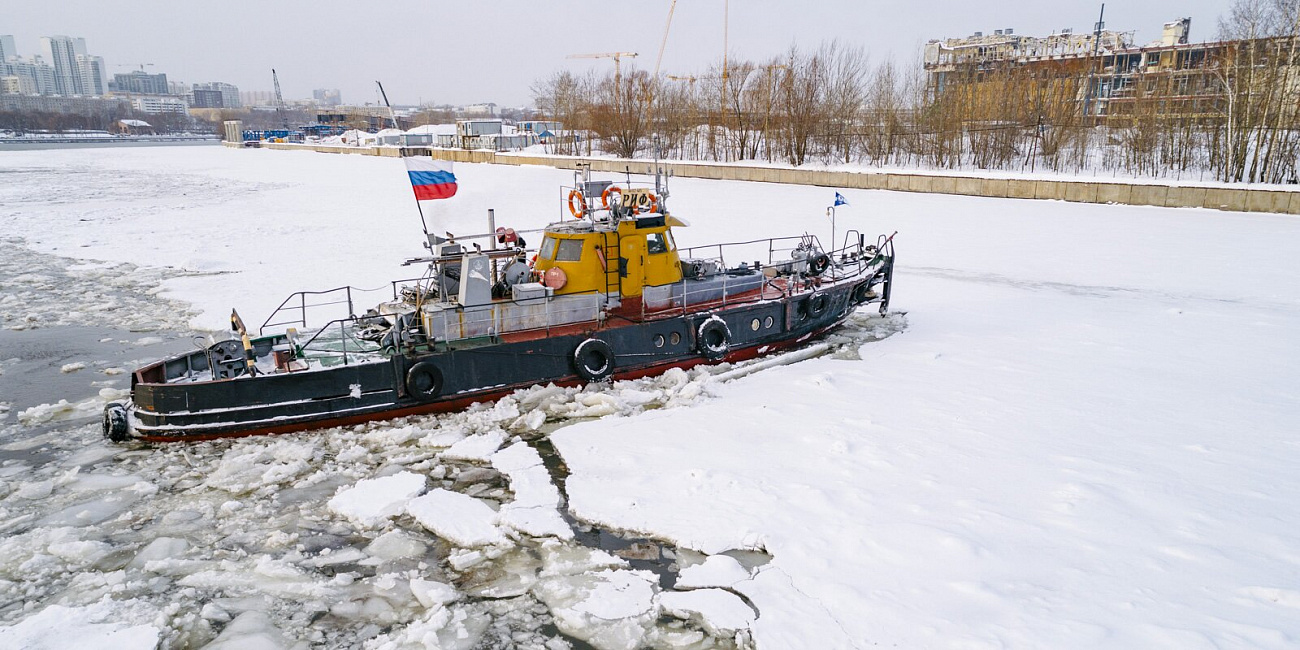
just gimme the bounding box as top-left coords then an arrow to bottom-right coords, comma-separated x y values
103,161 -> 895,442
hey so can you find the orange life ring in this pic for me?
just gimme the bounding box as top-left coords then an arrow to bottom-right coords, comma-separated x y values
642,193 -> 659,214
567,189 -> 587,218
601,185 -> 623,210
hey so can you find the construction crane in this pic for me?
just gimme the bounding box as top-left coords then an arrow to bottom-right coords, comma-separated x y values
654,0 -> 678,80
567,52 -> 639,83
271,68 -> 288,129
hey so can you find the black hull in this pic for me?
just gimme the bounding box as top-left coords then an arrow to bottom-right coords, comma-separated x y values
126,283 -> 874,442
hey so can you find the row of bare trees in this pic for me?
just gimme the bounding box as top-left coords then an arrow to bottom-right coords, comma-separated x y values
531,0 -> 1300,184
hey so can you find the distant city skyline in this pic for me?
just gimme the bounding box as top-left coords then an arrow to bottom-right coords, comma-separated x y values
5,0 -> 1232,107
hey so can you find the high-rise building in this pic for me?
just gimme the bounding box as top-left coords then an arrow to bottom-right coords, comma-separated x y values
168,80 -> 189,96
113,70 -> 169,95
39,35 -> 105,95
193,81 -> 240,108
313,88 -> 342,106
0,56 -> 56,95
75,54 -> 105,95
0,35 -> 17,61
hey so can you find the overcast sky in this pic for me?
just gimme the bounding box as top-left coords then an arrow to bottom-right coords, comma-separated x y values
6,0 -> 1231,107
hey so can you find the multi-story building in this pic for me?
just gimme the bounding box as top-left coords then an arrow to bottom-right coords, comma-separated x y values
75,53 -> 105,95
240,90 -> 277,106
192,82 -> 240,108
0,93 -> 128,113
0,35 -> 17,61
112,70 -> 169,95
37,35 -> 105,96
1,75 -> 36,95
0,56 -> 56,95
40,35 -> 79,95
130,94 -> 188,114
922,18 -> 1237,123
190,88 -> 224,108
313,88 -> 341,106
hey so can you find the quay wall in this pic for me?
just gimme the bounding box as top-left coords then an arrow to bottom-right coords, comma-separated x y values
225,141 -> 1300,215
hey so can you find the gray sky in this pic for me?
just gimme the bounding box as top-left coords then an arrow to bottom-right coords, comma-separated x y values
6,1 -> 1231,107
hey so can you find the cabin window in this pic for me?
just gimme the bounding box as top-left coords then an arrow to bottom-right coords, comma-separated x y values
647,232 -> 673,255
556,239 -> 584,262
538,236 -> 557,260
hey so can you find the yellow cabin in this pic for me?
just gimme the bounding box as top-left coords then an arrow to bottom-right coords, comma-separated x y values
533,214 -> 685,299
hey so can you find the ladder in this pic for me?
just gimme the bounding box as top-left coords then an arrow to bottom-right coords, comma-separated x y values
601,229 -> 622,299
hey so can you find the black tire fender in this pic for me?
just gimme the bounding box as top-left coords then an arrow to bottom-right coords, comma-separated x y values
697,318 -> 731,360
102,402 -> 130,442
405,360 -> 444,401
808,292 -> 830,318
573,338 -> 615,382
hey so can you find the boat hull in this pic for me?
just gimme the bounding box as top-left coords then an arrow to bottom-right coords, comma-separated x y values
122,282 -> 876,442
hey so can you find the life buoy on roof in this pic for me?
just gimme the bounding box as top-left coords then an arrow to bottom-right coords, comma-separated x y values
567,189 -> 587,218
406,360 -> 443,401
573,338 -> 615,381
697,317 -> 731,360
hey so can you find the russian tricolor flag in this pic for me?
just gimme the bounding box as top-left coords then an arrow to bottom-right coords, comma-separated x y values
405,157 -> 458,200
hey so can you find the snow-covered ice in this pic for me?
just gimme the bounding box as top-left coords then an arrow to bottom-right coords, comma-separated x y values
0,145 -> 1296,649
676,554 -> 750,590
327,471 -> 426,529
407,489 -> 507,548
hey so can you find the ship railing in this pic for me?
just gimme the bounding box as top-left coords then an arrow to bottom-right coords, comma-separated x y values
648,232 -> 889,319
292,315 -> 387,367
259,276 -> 430,335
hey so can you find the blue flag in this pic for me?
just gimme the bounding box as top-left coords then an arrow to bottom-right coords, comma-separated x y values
834,192 -> 849,207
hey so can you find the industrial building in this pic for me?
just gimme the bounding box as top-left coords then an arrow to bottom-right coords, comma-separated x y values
923,18 -> 1236,123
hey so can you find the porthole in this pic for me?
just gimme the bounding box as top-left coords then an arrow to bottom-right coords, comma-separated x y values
763,316 -> 774,329
670,332 -> 681,345
653,334 -> 665,348
750,318 -> 761,331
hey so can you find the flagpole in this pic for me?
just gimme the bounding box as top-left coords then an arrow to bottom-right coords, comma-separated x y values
826,205 -> 836,254
413,189 -> 431,243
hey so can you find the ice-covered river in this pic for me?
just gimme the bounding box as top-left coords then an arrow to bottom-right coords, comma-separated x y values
2,146 -> 1298,649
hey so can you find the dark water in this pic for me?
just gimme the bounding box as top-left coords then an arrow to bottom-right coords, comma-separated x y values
0,326 -> 193,414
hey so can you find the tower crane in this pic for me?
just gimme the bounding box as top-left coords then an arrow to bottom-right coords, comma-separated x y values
566,52 -> 638,83
271,68 -> 288,129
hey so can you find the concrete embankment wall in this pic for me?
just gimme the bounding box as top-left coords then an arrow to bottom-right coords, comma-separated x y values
226,141 -> 1300,215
